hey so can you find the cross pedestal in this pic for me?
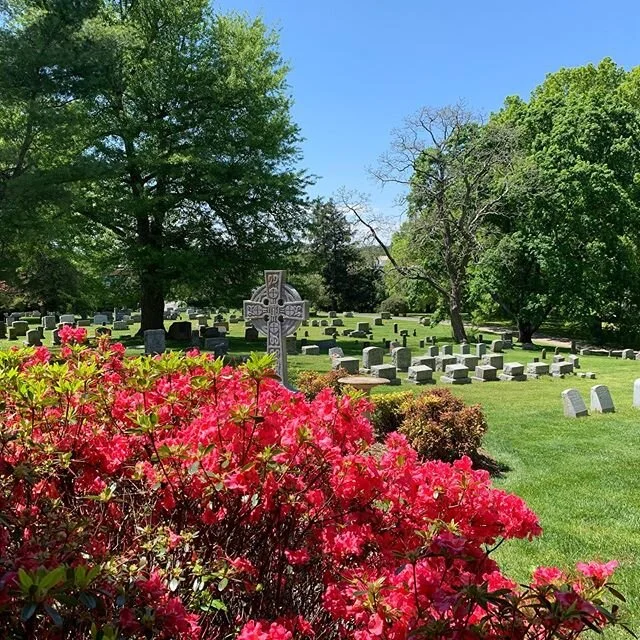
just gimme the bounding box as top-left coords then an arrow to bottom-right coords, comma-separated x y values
243,270 -> 308,387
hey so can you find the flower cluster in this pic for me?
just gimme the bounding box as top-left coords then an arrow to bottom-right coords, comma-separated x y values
0,345 -> 626,639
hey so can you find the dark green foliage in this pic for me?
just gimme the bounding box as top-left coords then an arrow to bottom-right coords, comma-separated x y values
379,295 -> 409,316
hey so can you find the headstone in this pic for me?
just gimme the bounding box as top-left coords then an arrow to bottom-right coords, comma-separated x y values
144,329 -> 166,355
204,337 -> 229,356
301,345 -> 320,355
350,331 -> 367,338
570,340 -> 577,354
541,348 -> 547,360
426,345 -> 438,357
94,314 -> 108,325
131,313 -> 141,323
324,327 -> 338,336
42,315 -> 56,330
200,326 -> 220,339
25,329 -> 42,346
311,320 -> 319,327
391,347 -> 411,372
286,336 -> 297,355
633,379 -> 640,409
11,321 -> 29,337
60,314 -> 75,325
561,388 -> 588,418
568,355 -> 580,369
51,328 -> 60,345
551,362 -> 573,377
343,329 -> 353,336
621,349 -> 635,360
243,270 -> 308,387
554,346 -> 560,355
580,348 -> 592,356
526,362 -> 550,379
301,320 -> 309,326
471,365 -> 498,383
441,364 -> 471,385
456,354 -> 479,370
362,346 -> 384,370
401,335 -> 407,348
553,355 -> 565,363
168,321 -> 192,341
441,344 -> 452,356
389,340 -> 400,352
328,347 -> 345,359
499,362 -> 526,382
490,340 -> 503,353
374,317 -> 383,326
331,318 -> 344,327
344,312 -> 354,318
475,343 -> 487,357
320,319 -> 328,327
407,365 -> 434,385
478,334 -> 483,343
435,354 -> 457,372
458,343 -> 470,355
370,363 -> 400,385
590,385 -> 615,414
332,357 -> 359,374
77,319 -> 91,327
419,339 -> 425,349
357,322 -> 370,333
245,326 -> 259,342
380,311 -> 391,319
411,356 -> 435,370
328,311 -> 337,318
197,317 -> 208,327
113,321 -> 128,331
393,323 -> 398,334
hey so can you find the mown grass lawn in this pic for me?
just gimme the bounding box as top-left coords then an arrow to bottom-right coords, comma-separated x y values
2,313 -> 639,636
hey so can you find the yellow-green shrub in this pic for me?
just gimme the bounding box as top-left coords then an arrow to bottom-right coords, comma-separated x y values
296,368 -> 349,399
370,391 -> 413,435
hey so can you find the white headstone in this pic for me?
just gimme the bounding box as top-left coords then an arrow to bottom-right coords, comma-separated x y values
561,388 -> 588,418
634,379 -> 640,409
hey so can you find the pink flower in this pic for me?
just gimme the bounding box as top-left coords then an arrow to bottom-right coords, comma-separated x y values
576,560 -> 619,586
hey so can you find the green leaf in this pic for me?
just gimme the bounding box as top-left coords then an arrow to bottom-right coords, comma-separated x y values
218,577 -> 228,591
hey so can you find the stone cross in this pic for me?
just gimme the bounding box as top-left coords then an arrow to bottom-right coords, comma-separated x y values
243,270 -> 308,387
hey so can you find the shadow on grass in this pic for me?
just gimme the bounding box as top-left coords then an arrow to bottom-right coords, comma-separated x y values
472,450 -> 511,479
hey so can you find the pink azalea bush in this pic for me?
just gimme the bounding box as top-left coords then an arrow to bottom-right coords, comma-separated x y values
0,335 -> 627,639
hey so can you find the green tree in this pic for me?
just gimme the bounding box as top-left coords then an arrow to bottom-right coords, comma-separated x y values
480,58 -> 640,343
305,198 -> 382,311
354,105 -> 518,342
1,0 -> 308,329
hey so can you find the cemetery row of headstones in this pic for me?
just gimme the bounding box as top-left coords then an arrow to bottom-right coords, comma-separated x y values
563,378 -> 640,417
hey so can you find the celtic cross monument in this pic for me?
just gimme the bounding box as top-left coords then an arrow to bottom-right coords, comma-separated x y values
243,270 -> 308,387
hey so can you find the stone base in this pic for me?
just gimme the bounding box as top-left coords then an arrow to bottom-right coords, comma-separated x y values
385,378 -> 402,386
551,373 -> 566,378
440,376 -> 471,385
499,374 -> 527,382
406,378 -> 435,385
471,376 -> 497,382
526,373 -> 549,380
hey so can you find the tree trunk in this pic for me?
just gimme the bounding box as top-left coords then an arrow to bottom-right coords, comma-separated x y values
517,320 -> 535,344
449,289 -> 467,342
140,268 -> 165,333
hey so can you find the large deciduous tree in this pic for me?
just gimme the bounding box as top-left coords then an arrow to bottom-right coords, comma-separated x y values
351,105 -> 517,342
1,0 -> 308,329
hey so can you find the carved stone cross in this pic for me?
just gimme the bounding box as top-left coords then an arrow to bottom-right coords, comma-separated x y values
243,270 -> 308,387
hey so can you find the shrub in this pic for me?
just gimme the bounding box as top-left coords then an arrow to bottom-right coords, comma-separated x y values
0,341 -> 626,639
379,295 -> 409,316
399,388 -> 488,461
295,367 -> 348,399
19,316 -> 42,325
369,391 -> 413,435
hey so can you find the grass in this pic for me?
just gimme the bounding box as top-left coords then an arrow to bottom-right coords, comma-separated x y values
2,313 -> 640,636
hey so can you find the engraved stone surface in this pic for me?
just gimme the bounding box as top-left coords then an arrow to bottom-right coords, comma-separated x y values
243,270 -> 308,387
471,365 -> 498,382
590,385 -> 615,413
562,388 -> 588,417
407,365 -> 434,385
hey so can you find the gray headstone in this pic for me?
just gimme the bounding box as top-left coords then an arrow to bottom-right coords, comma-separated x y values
331,318 -> 344,327
11,321 -> 29,337
499,362 -> 526,382
328,311 -> 337,318
332,356 -> 359,374
475,343 -> 487,357
441,344 -> 452,356
411,356 -> 435,370
380,311 -> 391,319
568,354 -> 580,369
301,345 -> 320,355
456,354 -> 479,370
562,388 -> 588,417
374,317 -> 383,326
458,343 -> 470,355
441,364 -> 471,384
357,322 -> 370,333
407,365 -> 434,385
245,326 -> 259,342
370,363 -> 400,384
204,337 -> 229,357
621,349 -> 635,360
481,353 -> 503,369
144,329 -> 166,355
320,319 -> 328,326
52,328 -> 60,345
490,340 -> 503,353
426,345 -> 438,357
324,327 -> 338,336
25,329 -> 42,346
60,314 -> 75,325
553,355 -> 565,363
391,347 -> 411,372
328,347 -> 345,359
551,362 -> 573,377
526,362 -> 550,378
94,314 -> 108,325
113,321 -> 128,331
168,321 -> 192,341
471,365 -> 498,382
344,312 -> 354,318
42,315 -> 56,330
435,354 -> 457,372
311,320 -> 319,327
362,346 -> 384,370
590,385 -> 614,413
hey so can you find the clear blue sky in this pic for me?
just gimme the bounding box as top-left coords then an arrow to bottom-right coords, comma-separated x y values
217,0 -> 640,217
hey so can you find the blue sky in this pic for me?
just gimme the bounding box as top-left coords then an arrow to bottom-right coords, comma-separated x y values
217,0 -> 640,218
